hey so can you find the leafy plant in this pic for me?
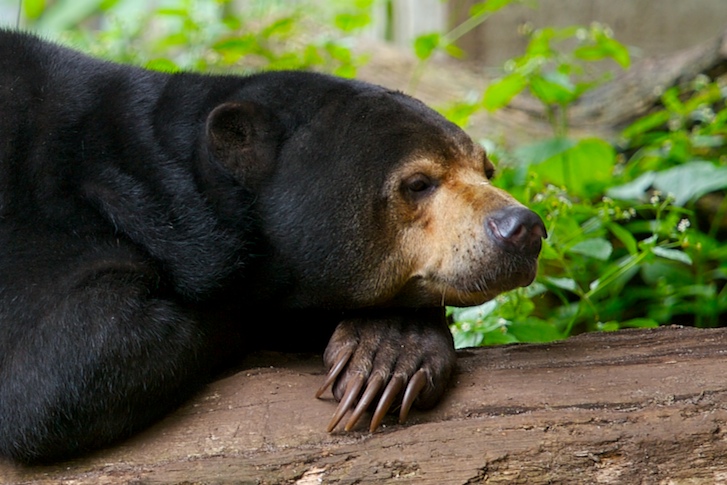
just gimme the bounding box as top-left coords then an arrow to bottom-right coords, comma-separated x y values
409,0 -> 528,92
483,23 -> 630,135
451,34 -> 727,345
19,0 -> 371,76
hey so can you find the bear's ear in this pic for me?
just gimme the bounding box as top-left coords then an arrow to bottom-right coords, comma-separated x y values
205,101 -> 282,187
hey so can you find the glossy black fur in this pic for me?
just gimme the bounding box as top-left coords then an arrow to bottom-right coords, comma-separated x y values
0,30 -> 464,463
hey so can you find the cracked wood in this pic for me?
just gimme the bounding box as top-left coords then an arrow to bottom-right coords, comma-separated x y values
3,325 -> 727,484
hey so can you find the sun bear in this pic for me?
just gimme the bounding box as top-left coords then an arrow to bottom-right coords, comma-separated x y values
0,29 -> 546,464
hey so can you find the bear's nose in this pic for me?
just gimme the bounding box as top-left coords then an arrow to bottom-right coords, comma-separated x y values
486,206 -> 547,255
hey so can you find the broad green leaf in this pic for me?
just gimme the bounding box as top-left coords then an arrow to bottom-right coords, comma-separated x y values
652,247 -> 693,266
413,33 -> 441,61
597,321 -> 621,332
606,172 -> 656,201
453,331 -> 484,349
23,0 -> 46,20
606,39 -> 631,68
334,12 -> 371,32
652,161 -> 727,206
609,161 -> 727,206
530,138 -> 615,198
481,329 -> 520,346
544,276 -> 578,292
574,37 -> 630,68
508,319 -> 564,343
569,238 -> 613,261
529,71 -> 576,105
262,16 -> 296,38
514,137 -> 576,166
452,300 -> 498,323
607,222 -> 638,255
640,260 -> 694,285
482,73 -> 527,111
622,110 -> 670,139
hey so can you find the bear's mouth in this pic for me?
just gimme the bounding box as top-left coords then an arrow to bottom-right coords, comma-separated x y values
393,258 -> 539,307
440,266 -> 538,307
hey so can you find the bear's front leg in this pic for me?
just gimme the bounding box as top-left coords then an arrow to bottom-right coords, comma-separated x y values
316,307 -> 455,432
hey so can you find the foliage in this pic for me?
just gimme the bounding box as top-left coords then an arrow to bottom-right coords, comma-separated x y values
408,0 -> 531,92
451,39 -> 727,346
15,0 -> 371,76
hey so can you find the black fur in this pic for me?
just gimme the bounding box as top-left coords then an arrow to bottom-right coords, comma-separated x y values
0,30 -> 469,463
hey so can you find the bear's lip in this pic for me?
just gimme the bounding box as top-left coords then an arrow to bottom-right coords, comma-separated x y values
441,271 -> 537,307
394,261 -> 539,307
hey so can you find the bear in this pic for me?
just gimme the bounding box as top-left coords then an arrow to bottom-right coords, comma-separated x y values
0,29 -> 546,464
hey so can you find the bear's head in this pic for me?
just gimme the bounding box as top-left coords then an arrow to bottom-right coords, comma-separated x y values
204,72 -> 546,309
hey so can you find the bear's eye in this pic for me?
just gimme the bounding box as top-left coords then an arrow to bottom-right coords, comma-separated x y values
402,173 -> 437,198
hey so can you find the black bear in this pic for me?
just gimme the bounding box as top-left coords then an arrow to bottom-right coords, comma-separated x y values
0,29 -> 546,464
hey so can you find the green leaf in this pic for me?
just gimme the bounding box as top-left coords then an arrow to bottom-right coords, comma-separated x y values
481,329 -> 520,346
544,276 -> 579,292
529,71 -> 577,105
530,138 -> 615,198
514,137 -> 576,166
443,43 -> 465,59
23,0 -> 46,20
145,58 -> 180,72
262,16 -> 296,38
597,321 -> 621,332
574,37 -> 630,69
413,33 -> 441,61
334,12 -> 371,32
652,247 -> 693,266
640,260 -> 693,285
452,300 -> 498,323
508,319 -> 565,343
622,110 -> 670,139
453,331 -> 484,349
609,161 -> 727,206
569,238 -> 613,261
607,223 -> 638,255
470,0 -> 515,16
602,37 -> 631,68
606,172 -> 656,201
482,73 -> 527,111
652,161 -> 727,206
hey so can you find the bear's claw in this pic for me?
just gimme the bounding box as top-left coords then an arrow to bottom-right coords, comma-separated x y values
317,309 -> 455,433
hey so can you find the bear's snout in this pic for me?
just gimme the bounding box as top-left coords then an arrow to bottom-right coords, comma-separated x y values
486,205 -> 547,256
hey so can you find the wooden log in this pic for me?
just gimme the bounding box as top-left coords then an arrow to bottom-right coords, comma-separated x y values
3,325 -> 727,484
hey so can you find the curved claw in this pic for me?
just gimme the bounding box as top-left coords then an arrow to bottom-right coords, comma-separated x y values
370,375 -> 405,432
344,373 -> 385,431
399,369 -> 428,424
326,374 -> 365,432
316,346 -> 354,399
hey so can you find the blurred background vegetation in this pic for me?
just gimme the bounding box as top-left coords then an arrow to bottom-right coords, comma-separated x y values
2,0 -> 727,347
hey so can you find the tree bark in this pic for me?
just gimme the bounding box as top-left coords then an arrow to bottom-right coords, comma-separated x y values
3,325 -> 727,484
